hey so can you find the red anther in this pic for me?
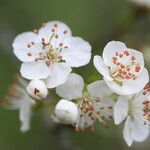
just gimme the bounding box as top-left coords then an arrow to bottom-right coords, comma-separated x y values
97,111 -> 100,115
88,112 -> 92,117
27,52 -> 32,57
55,34 -> 58,38
112,57 -> 117,61
34,58 -> 39,62
115,52 -> 119,56
39,52 -> 43,56
88,105 -> 93,110
59,43 -> 63,46
108,106 -> 113,109
135,65 -> 141,72
63,30 -> 68,34
125,75 -> 131,79
122,71 -> 127,75
119,54 -> 123,58
80,114 -> 83,117
51,28 -> 55,32
124,50 -> 129,56
131,56 -> 136,61
54,23 -> 57,28
83,98 -> 88,103
90,116 -> 94,120
117,62 -> 120,65
64,46 -> 68,49
100,107 -> 104,110
109,115 -> 113,120
127,68 -> 130,71
121,64 -> 125,69
42,38 -> 45,42
27,43 -> 31,48
104,125 -> 109,129
31,42 -> 35,45
95,99 -> 100,102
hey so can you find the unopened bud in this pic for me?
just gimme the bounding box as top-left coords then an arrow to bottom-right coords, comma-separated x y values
55,99 -> 78,124
26,80 -> 48,100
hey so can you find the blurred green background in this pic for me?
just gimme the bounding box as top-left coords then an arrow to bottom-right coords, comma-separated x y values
0,0 -> 150,149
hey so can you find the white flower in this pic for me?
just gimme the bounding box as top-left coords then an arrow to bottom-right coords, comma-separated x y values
130,0 -> 150,8
114,86 -> 150,146
26,80 -> 48,100
2,75 -> 35,132
94,41 -> 149,95
54,99 -> 78,124
56,73 -> 115,131
12,21 -> 91,88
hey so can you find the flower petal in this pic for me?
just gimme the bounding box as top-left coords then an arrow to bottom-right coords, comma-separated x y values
114,96 -> 129,124
44,62 -> 72,88
123,68 -> 149,95
131,118 -> 149,142
19,98 -> 34,132
60,37 -> 91,67
12,32 -> 42,62
20,62 -> 50,80
93,55 -> 113,81
87,80 -> 113,98
102,41 -> 127,66
123,116 -> 133,147
38,21 -> 72,44
56,73 -> 84,100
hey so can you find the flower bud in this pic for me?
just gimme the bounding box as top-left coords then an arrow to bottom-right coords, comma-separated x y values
55,99 -> 78,124
26,80 -> 48,100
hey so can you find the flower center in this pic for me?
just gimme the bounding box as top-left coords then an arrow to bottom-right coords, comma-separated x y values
27,23 -> 69,66
109,50 -> 141,85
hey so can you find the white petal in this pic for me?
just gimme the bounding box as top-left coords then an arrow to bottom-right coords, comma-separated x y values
114,96 -> 129,124
102,41 -> 127,66
93,55 -> 113,81
131,119 -> 149,142
56,73 -> 84,100
44,62 -> 72,88
38,21 -> 72,44
123,68 -> 149,95
20,62 -> 50,80
87,80 -> 113,98
123,116 -> 133,147
19,99 -> 34,132
12,32 -> 42,62
60,37 -> 91,67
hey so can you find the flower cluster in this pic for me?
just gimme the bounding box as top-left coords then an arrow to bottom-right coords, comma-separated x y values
2,21 -> 150,147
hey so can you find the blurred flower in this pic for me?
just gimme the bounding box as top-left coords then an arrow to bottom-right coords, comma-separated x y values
2,75 -> 35,132
55,73 -> 115,131
114,86 -> 150,146
54,99 -> 78,124
130,0 -> 150,8
12,21 -> 91,88
26,80 -> 48,101
94,41 -> 149,95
